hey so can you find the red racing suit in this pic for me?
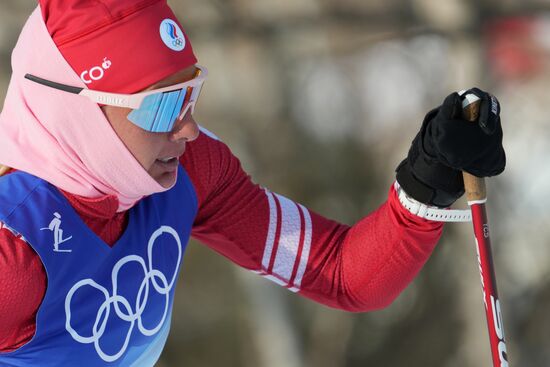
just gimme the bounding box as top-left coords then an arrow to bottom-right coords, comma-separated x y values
0,131 -> 442,351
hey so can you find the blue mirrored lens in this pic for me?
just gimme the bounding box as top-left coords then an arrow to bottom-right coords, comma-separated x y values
127,89 -> 187,133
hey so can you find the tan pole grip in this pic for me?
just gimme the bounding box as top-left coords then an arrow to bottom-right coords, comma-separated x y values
0,165 -> 9,177
461,96 -> 487,201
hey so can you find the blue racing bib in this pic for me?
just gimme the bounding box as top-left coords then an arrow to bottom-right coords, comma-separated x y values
0,167 -> 197,367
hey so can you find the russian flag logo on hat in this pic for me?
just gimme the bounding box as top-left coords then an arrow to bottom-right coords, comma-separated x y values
160,19 -> 186,51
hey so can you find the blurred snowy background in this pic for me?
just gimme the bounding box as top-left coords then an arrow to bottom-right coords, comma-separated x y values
1,0 -> 549,366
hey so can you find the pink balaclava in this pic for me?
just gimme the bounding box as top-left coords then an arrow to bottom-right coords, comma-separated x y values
0,1 -> 198,211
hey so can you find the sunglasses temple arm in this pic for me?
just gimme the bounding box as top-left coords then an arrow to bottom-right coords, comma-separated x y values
24,74 -> 84,95
79,89 -> 139,109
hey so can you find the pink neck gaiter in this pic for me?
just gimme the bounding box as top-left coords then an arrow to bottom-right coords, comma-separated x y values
0,8 -> 170,212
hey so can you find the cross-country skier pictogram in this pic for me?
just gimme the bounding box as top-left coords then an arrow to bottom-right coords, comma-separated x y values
40,212 -> 73,253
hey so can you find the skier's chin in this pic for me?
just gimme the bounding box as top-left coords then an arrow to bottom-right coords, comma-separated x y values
156,170 -> 177,188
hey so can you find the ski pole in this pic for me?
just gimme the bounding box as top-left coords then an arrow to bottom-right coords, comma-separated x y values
461,93 -> 509,367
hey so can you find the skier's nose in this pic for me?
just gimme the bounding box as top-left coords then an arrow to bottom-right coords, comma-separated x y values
170,109 -> 199,142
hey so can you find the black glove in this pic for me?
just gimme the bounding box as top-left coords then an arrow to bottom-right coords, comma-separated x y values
396,88 -> 506,207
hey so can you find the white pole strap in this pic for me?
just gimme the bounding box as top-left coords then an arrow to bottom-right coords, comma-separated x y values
394,182 -> 472,222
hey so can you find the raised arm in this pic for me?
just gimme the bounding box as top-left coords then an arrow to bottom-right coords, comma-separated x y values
182,129 -> 443,312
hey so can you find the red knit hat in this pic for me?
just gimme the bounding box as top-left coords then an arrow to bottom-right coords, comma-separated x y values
39,0 -> 198,94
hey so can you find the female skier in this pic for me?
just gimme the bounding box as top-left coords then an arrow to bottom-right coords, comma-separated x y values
0,0 -> 505,366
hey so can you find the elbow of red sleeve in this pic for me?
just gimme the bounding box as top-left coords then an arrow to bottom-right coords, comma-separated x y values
337,281 -> 406,313
308,291 -> 401,314
300,274 -> 408,313
328,255 -> 433,313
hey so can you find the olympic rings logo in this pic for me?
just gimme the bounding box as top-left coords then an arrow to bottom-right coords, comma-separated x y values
65,226 -> 182,362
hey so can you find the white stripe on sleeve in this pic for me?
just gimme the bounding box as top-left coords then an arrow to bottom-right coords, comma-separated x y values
292,204 -> 312,290
271,194 -> 302,283
257,192 -> 314,293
